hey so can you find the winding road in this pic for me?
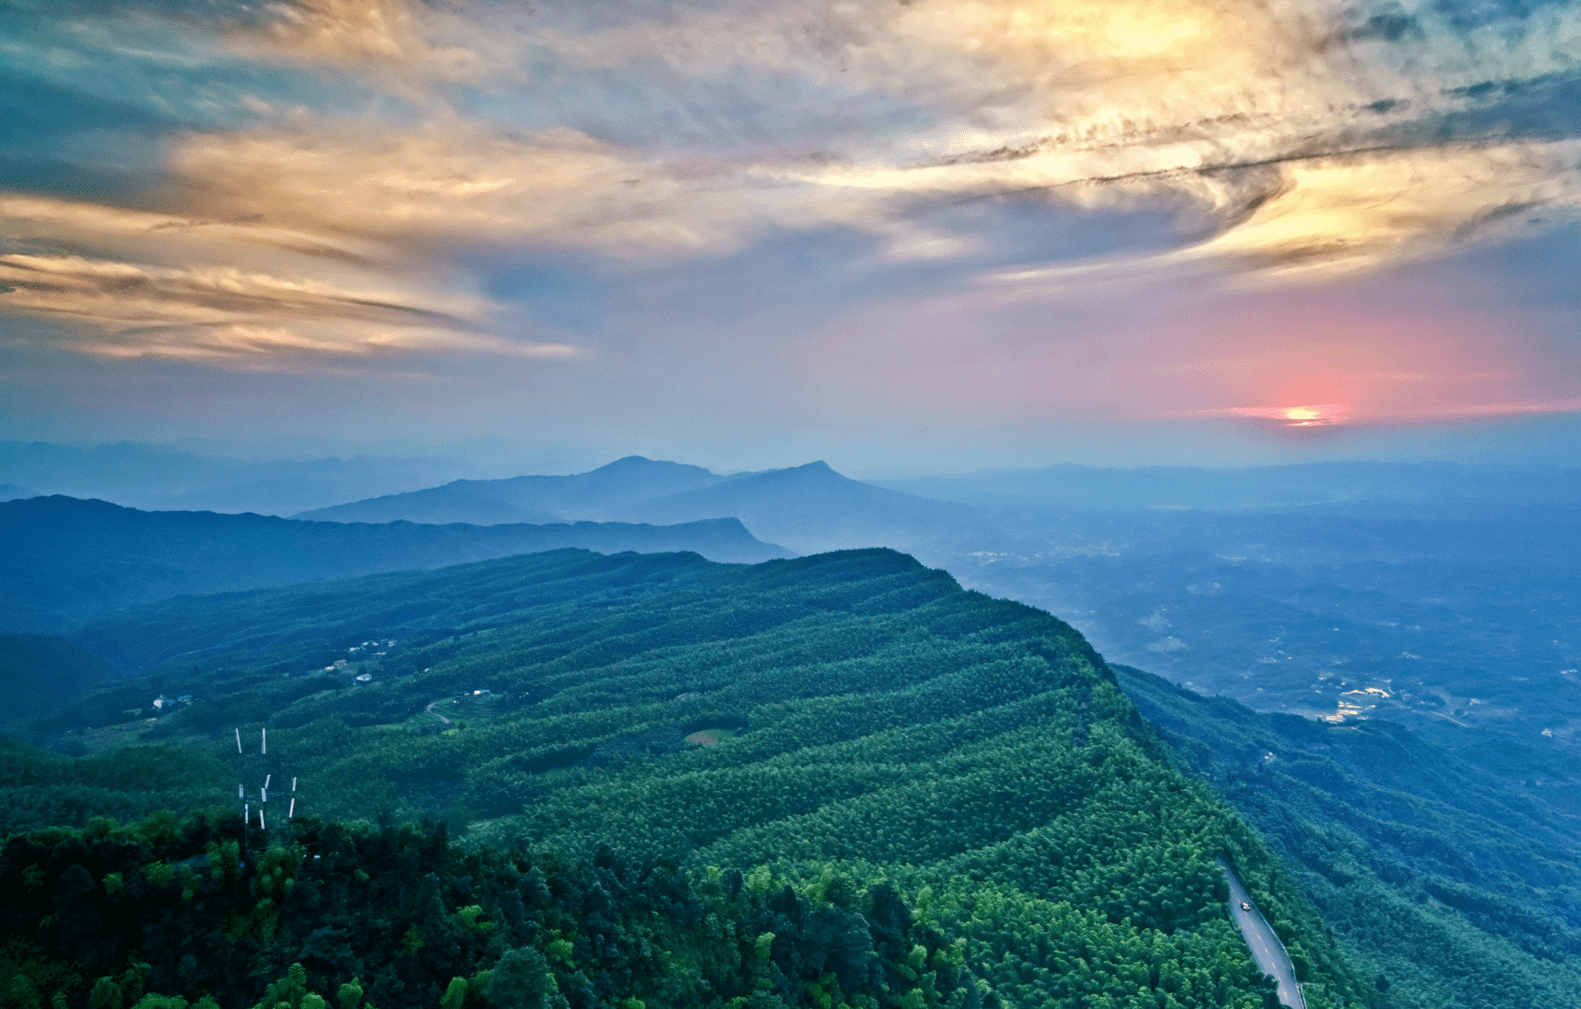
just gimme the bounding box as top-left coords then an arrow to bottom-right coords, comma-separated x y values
1220,858 -> 1307,1009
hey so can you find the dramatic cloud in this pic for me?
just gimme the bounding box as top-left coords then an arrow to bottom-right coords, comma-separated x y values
171,125 -> 747,254
0,0 -> 1577,448
0,196 -> 572,364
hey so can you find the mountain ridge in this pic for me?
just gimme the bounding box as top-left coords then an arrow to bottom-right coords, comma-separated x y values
296,455 -> 725,526
8,545 -> 1374,1009
0,495 -> 790,632
297,455 -> 1016,558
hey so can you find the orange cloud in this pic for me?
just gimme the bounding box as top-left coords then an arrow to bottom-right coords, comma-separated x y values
229,0 -> 484,78
5,0 -> 1579,387
0,197 -> 573,364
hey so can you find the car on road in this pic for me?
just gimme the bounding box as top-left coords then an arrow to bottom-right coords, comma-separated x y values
1240,902 -> 1252,911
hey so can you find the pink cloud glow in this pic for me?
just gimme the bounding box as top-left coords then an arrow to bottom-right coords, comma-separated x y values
797,250 -> 1577,435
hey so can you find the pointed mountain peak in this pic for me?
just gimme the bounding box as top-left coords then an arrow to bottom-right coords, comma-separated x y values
783,460 -> 850,481
726,459 -> 866,491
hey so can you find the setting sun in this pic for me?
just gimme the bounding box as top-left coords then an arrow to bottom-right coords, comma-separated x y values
1279,406 -> 1348,427
1216,403 -> 1350,427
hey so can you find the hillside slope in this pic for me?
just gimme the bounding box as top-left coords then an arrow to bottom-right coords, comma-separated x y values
20,548 -> 1371,1009
1115,663 -> 1581,1009
0,496 -> 788,632
0,633 -> 117,720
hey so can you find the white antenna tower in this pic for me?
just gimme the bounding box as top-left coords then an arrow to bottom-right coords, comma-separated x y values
234,726 -> 297,838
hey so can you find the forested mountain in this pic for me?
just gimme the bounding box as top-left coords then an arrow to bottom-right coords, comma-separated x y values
52,450 -> 1581,1009
297,459 -> 1008,558
0,497 -> 788,632
1115,664 -> 1581,1009
4,548 -> 1373,1009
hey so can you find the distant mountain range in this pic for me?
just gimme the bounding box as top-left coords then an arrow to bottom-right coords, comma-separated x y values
0,496 -> 788,631
295,455 -> 721,525
298,455 -> 1020,558
0,440 -> 482,515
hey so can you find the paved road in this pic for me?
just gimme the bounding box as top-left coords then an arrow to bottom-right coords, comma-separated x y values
1220,858 -> 1307,1009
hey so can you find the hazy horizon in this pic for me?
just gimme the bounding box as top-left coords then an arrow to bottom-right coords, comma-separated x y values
8,408 -> 1581,488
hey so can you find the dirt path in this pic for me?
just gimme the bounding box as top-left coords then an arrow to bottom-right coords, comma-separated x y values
425,700 -> 452,725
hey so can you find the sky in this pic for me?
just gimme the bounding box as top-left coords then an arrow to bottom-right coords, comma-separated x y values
0,0 -> 1578,473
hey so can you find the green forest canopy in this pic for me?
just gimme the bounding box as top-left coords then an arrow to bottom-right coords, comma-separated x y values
5,549 -> 1375,1009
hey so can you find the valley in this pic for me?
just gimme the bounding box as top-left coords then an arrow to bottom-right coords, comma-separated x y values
0,495 -> 787,632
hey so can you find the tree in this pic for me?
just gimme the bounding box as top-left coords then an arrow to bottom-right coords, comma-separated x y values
482,949 -> 559,1009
